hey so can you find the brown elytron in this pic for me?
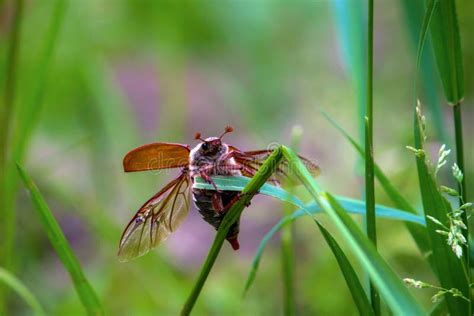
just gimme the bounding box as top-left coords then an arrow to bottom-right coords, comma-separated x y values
119,126 -> 320,261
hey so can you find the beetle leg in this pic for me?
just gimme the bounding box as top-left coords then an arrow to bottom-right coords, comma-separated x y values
212,193 -> 224,213
200,171 -> 221,193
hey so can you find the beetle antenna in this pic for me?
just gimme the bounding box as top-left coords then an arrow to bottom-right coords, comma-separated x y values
194,132 -> 205,141
219,126 -> 234,139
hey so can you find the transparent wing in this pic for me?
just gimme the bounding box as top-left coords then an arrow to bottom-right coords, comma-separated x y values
118,173 -> 191,262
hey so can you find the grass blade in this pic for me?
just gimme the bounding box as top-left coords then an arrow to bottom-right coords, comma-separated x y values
331,0 -> 366,144
323,113 -> 431,259
280,127 -> 301,316
424,0 -> 468,225
1,2 -> 67,308
282,146 -> 426,315
429,0 -> 464,105
364,1 -> 379,311
413,2 -> 470,312
0,267 -> 45,316
243,195 -> 426,294
16,164 -> 103,315
400,0 -> 446,141
0,0 -> 24,310
413,105 -> 470,315
316,222 -> 375,316
193,176 -> 306,209
181,147 -> 284,315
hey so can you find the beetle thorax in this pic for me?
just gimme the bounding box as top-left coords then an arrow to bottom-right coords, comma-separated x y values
189,139 -> 240,177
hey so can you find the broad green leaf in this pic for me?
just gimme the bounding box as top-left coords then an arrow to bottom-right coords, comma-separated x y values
0,267 -> 45,316
282,147 -> 426,315
16,164 -> 103,316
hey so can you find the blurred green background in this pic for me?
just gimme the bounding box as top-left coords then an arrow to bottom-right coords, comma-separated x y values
1,0 -> 473,314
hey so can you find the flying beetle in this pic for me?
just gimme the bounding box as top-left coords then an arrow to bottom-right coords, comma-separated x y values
118,126 -> 319,261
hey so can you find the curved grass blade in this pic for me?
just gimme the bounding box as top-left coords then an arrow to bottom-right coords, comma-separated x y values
413,2 -> 470,313
422,0 -> 468,270
196,177 -> 425,225
330,0 -> 366,144
280,127 -> 301,316
16,164 -> 103,315
0,0 -> 24,309
429,0 -> 464,105
243,197 -> 425,294
400,0 -> 446,141
413,107 -> 470,315
194,176 -> 306,209
316,222 -> 374,316
0,267 -> 45,316
323,112 -> 431,259
1,2 -> 67,307
282,146 -> 426,315
181,147 -> 284,315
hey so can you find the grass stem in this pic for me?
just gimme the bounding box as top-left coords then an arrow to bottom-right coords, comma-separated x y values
365,0 -> 380,314
181,148 -> 284,315
453,102 -> 469,274
0,0 -> 24,311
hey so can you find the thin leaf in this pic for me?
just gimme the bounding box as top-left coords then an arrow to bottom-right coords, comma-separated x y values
193,176 -> 306,209
429,0 -> 464,104
243,194 -> 426,294
330,0 -> 366,144
181,147 -> 284,315
1,0 -> 67,301
16,164 -> 103,315
282,146 -> 426,315
323,112 -> 431,258
413,2 -> 470,314
0,0 -> 24,310
413,108 -> 470,315
400,0 -> 446,141
316,222 -> 375,316
0,267 -> 45,316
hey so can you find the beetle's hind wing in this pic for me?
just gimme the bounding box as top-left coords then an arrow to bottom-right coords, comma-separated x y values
118,173 -> 191,262
231,148 -> 320,184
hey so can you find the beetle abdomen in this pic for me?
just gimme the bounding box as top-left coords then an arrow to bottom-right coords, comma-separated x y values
192,189 -> 241,249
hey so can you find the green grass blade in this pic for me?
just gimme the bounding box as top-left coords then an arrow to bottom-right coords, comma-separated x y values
429,299 -> 447,316
400,0 -> 446,141
193,176 -> 306,209
243,195 -> 426,294
1,0 -> 67,295
196,176 -> 426,225
181,147 -> 284,315
0,0 -> 24,310
316,222 -> 375,316
16,164 -> 103,315
280,127 -> 301,316
0,267 -> 45,316
427,0 -> 467,212
330,0 -> 366,144
282,146 -> 426,315
323,113 -> 431,258
429,0 -> 464,105
413,107 -> 470,315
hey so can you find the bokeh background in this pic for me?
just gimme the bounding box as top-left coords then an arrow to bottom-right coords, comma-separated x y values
1,1 -> 473,314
